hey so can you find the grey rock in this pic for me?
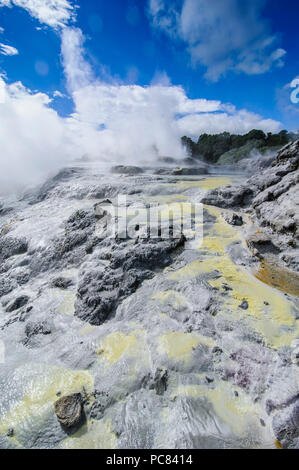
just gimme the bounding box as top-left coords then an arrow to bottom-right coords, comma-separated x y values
272,400 -> 299,449
6,295 -> 29,312
111,165 -> 144,175
224,213 -> 243,226
54,393 -> 84,429
246,232 -> 280,255
75,235 -> 186,325
172,166 -> 208,176
239,300 -> 249,310
0,277 -> 17,298
154,166 -> 208,176
51,277 -> 73,289
148,369 -> 168,396
89,391 -> 114,420
0,237 -> 28,262
23,320 -> 52,346
203,140 -> 299,271
0,204 -> 13,217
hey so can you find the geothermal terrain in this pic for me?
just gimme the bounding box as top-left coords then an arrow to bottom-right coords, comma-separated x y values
0,141 -> 298,449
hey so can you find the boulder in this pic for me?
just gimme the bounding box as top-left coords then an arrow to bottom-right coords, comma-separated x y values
224,213 -> 243,226
6,295 -> 29,312
51,277 -> 73,289
111,165 -> 144,175
54,393 -> 84,429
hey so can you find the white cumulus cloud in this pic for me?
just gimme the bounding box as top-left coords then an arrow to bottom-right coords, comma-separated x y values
0,77 -> 79,191
60,28 -> 282,160
0,0 -> 75,29
149,0 -> 286,81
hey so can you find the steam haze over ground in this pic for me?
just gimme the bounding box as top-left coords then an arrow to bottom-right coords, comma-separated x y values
0,0 -> 297,190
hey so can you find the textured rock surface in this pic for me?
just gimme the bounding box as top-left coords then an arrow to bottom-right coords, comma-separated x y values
54,393 -> 84,429
0,161 -> 298,449
202,141 -> 299,271
111,165 -> 144,175
75,235 -> 185,325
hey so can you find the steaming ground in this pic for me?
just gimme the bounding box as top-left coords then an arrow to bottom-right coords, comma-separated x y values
0,158 -> 298,449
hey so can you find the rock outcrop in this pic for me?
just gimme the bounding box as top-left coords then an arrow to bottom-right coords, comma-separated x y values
54,393 -> 84,429
202,140 -> 299,271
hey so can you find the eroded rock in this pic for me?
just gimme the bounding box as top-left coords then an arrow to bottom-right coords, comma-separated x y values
272,400 -> 299,449
203,140 -> 299,271
6,295 -> 29,312
224,213 -> 243,226
75,235 -> 186,325
111,165 -> 144,175
54,393 -> 84,429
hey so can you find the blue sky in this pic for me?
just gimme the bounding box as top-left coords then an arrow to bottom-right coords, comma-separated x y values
0,1 -> 298,188
0,0 -> 298,129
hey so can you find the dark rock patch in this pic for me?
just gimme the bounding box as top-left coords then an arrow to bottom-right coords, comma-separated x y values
51,277 -> 73,289
111,165 -> 144,175
89,391 -> 115,420
246,232 -> 280,255
224,213 -> 243,226
6,295 -> 29,312
75,235 -> 186,325
23,320 -> 52,346
54,393 -> 84,429
0,237 -> 28,262
150,369 -> 168,396
239,300 -> 249,310
172,166 -> 208,176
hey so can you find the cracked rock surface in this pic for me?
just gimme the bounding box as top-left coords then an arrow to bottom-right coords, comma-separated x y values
0,160 -> 298,449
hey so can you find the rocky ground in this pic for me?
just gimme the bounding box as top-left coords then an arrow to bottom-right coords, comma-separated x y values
0,150 -> 298,449
202,140 -> 299,273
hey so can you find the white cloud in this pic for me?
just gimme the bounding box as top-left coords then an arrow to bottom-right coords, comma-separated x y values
53,90 -> 65,98
151,70 -> 172,87
177,109 -> 280,139
0,77 -> 79,191
0,0 -> 75,29
149,0 -> 180,37
0,27 -> 4,33
60,28 -> 282,161
0,42 -> 18,55
149,0 -> 286,81
61,27 -> 93,91
0,25 -> 283,191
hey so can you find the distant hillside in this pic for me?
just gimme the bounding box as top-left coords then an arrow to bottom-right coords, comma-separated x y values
181,130 -> 297,164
